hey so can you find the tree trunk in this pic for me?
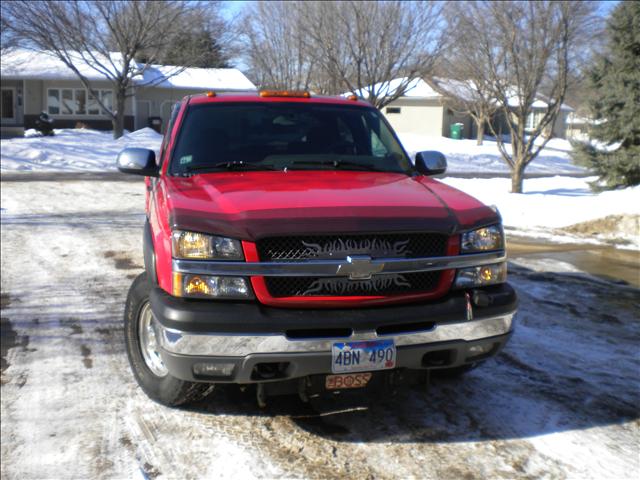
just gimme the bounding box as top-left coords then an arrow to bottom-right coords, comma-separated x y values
476,118 -> 485,146
112,92 -> 126,139
511,163 -> 525,193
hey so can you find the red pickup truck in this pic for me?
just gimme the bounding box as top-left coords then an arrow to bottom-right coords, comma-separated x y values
117,91 -> 517,407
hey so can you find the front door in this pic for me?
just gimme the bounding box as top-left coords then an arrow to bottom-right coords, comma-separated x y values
1,88 -> 16,123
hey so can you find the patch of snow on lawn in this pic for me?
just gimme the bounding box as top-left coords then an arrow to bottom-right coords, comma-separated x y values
399,133 -> 586,174
1,128 -> 162,172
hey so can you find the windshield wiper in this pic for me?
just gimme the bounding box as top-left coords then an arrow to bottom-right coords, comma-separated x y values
332,159 -> 381,171
184,161 -> 277,174
284,158 -> 381,171
213,161 -> 276,171
286,160 -> 380,171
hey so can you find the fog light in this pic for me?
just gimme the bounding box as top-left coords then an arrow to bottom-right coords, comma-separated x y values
454,262 -> 507,289
193,362 -> 235,377
467,344 -> 492,357
173,272 -> 253,299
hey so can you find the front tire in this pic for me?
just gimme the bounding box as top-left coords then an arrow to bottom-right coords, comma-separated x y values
124,273 -> 213,407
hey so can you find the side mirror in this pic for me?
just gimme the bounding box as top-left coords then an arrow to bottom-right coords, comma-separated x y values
117,148 -> 158,177
415,151 -> 447,176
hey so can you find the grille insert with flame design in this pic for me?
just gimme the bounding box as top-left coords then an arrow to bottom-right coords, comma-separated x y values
265,272 -> 441,297
257,233 -> 447,261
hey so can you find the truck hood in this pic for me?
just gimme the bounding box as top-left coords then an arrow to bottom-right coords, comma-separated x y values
164,171 -> 499,240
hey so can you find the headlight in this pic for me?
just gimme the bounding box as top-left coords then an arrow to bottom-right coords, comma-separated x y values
454,262 -> 507,289
172,230 -> 244,260
173,273 -> 253,299
461,225 -> 504,253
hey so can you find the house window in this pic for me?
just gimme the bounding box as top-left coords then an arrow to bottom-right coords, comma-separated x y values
525,110 -> 545,130
75,89 -> 86,114
87,92 -> 100,115
386,107 -> 401,114
100,90 -> 113,115
47,89 -> 60,114
61,89 -> 73,115
47,88 -> 113,116
1,89 -> 15,119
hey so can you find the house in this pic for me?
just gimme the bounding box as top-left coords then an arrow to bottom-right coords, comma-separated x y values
348,77 -> 473,139
565,112 -> 602,141
348,77 -> 574,139
0,49 -> 256,137
504,91 -> 574,139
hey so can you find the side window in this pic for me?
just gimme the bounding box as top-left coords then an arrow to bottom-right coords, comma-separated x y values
159,102 -> 181,166
370,130 -> 389,157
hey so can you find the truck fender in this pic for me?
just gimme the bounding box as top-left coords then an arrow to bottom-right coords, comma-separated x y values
143,219 -> 158,286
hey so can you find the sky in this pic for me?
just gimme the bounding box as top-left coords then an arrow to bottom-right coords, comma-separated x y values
221,0 -> 248,22
221,0 -> 620,19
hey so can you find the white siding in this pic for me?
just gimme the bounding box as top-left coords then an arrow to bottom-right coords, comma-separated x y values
381,98 -> 444,137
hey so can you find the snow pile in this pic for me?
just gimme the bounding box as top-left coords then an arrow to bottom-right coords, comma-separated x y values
0,128 -> 162,172
399,133 -> 586,174
442,176 -> 640,248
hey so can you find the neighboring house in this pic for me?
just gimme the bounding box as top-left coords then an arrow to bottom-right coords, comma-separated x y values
502,91 -> 574,139
565,112 -> 602,141
347,77 -> 574,139
348,77 -> 473,139
0,49 -> 256,137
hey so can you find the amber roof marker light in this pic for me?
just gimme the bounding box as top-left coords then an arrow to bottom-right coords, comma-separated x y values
347,94 -> 358,101
206,91 -> 216,97
259,90 -> 311,98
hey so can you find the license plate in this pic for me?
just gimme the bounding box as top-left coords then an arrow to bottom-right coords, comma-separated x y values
331,339 -> 396,373
326,372 -> 372,390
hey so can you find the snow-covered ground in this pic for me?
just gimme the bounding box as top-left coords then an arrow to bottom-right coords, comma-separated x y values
399,132 -> 586,174
1,178 -> 638,479
0,128 -> 161,172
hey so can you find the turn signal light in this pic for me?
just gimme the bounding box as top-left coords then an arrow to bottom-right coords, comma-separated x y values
259,90 -> 311,98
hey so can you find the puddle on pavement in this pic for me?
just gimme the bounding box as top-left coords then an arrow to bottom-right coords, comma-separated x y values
507,238 -> 640,288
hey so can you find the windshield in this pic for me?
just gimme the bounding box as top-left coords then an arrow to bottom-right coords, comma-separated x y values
169,102 -> 413,175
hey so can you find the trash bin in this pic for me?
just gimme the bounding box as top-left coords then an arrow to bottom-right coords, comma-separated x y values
148,116 -> 162,133
450,122 -> 463,140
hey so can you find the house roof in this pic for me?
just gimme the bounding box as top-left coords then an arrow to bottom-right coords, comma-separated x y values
347,77 -> 442,100
140,64 -> 255,91
429,77 -> 489,103
506,91 -> 573,112
0,48 -> 256,91
348,76 -> 573,111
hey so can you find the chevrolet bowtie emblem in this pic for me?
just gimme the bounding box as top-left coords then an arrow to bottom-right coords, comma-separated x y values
336,255 -> 385,280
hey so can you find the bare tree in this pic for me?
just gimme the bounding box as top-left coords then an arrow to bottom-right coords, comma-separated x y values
455,1 -> 599,192
2,1 -> 221,138
241,2 -> 316,91
300,1 -> 446,106
241,1 -> 445,102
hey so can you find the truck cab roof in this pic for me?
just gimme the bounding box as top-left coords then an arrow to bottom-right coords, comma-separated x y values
186,90 -> 372,107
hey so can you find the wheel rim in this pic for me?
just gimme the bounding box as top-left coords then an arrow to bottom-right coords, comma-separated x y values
138,302 -> 168,377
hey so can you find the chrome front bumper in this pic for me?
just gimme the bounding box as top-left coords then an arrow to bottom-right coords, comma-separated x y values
155,312 -> 514,357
